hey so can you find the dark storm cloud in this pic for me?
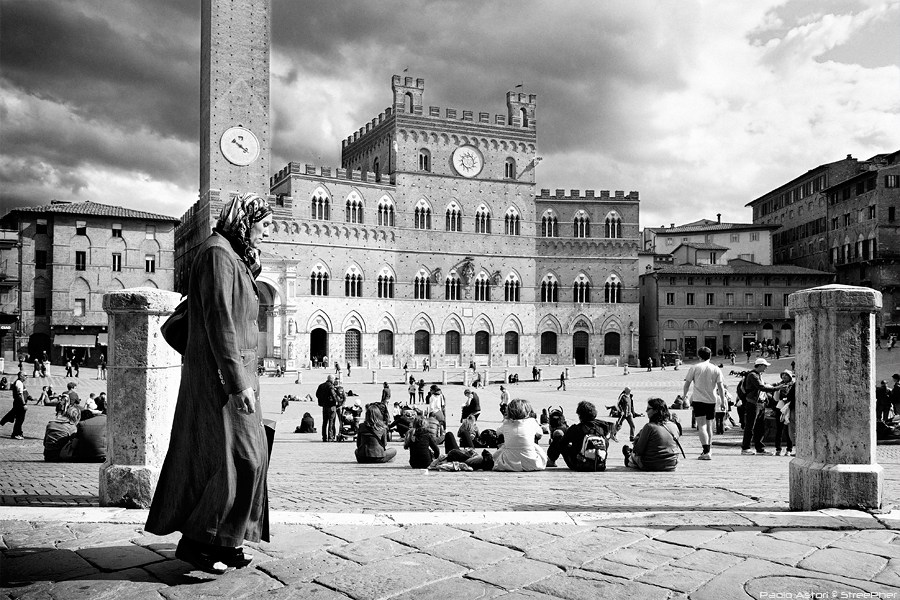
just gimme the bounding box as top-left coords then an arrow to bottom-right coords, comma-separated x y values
0,0 -> 199,141
269,0 -> 694,161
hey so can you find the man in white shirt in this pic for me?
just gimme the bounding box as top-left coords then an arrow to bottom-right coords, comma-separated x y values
683,346 -> 725,461
0,372 -> 28,439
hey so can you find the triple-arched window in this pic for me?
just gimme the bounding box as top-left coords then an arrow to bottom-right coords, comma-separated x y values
311,192 -> 330,220
475,205 -> 491,234
540,275 -> 559,303
377,197 -> 395,227
573,274 -> 591,303
505,207 -> 521,235
446,202 -> 462,232
344,269 -> 362,297
604,275 -> 622,303
574,211 -> 590,238
445,273 -> 462,300
377,268 -> 395,298
541,211 -> 558,237
414,270 -> 431,300
414,200 -> 432,230
605,212 -> 622,238
474,272 -> 490,301
504,273 -> 521,302
345,193 -> 363,224
310,265 -> 329,295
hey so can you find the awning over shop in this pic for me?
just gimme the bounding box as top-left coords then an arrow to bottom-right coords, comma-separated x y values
54,334 -> 97,347
97,333 -> 108,346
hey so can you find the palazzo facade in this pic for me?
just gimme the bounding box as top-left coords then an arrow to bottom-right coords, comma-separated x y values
250,76 -> 641,370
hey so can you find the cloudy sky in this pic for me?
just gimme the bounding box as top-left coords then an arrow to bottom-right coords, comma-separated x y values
2,0 -> 898,228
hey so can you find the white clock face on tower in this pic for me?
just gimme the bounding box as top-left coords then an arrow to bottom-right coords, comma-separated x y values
220,126 -> 260,166
452,145 -> 484,178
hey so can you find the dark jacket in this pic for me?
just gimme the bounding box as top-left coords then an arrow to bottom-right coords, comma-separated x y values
74,414 -> 107,462
145,231 -> 269,545
553,420 -> 610,469
405,430 -> 440,469
316,380 -> 338,408
356,423 -> 389,460
43,420 -> 77,462
461,393 -> 481,421
742,370 -> 778,404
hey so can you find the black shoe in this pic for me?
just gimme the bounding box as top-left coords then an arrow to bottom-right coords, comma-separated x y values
218,546 -> 254,568
175,539 -> 228,574
622,445 -> 633,467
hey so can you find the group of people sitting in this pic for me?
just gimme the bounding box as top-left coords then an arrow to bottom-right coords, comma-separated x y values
349,393 -> 684,473
43,387 -> 107,462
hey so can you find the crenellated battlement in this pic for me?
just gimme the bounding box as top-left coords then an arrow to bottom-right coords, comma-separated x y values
270,161 -> 396,189
342,75 -> 538,152
536,189 -> 641,201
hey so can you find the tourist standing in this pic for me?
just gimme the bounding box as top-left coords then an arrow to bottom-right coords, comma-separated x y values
557,370 -> 566,391
0,372 -> 28,439
682,346 -> 725,460
145,193 -> 273,574
316,374 -> 339,441
740,358 -> 782,455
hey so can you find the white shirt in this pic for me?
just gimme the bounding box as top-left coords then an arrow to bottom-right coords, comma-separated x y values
684,360 -> 723,405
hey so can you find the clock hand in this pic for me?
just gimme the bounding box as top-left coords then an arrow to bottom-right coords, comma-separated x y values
231,138 -> 249,153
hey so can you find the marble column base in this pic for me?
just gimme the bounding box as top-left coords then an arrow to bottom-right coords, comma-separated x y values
789,459 -> 883,510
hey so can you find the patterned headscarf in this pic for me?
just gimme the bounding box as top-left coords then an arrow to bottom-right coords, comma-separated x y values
214,192 -> 273,276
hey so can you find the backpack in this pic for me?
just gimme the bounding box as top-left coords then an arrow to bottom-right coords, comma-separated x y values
575,434 -> 607,472
477,429 -> 500,448
736,376 -> 747,402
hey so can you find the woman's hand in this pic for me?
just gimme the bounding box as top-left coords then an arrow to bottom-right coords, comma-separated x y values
230,388 -> 255,413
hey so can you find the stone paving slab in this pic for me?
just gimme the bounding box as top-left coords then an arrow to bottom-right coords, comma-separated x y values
5,510 -> 900,599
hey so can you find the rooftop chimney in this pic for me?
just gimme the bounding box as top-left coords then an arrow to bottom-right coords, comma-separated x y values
847,154 -> 853,160
717,213 -> 721,223
670,223 -> 675,228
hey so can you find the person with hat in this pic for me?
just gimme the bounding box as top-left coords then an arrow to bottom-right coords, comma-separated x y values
740,358 -> 783,456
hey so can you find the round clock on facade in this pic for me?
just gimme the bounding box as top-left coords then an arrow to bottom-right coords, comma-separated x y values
220,126 -> 260,166
452,145 -> 484,178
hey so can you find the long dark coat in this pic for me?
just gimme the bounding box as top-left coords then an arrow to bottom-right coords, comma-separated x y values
145,232 -> 269,545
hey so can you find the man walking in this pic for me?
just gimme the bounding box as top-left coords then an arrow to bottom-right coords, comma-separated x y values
682,346 -> 725,460
740,358 -> 782,456
0,372 -> 28,439
890,374 -> 900,421
557,371 -> 566,391
316,374 -> 339,442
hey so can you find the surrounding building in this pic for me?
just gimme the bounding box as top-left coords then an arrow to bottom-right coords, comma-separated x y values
747,150 -> 900,335
640,259 -> 833,361
643,216 -> 779,266
0,201 -> 177,364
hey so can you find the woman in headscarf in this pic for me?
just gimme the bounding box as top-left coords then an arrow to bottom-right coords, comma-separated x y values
145,193 -> 273,574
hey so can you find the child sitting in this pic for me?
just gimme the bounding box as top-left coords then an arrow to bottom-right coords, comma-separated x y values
404,416 -> 440,469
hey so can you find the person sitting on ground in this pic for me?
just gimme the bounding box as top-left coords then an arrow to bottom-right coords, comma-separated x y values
297,412 -> 317,433
355,403 -> 397,464
457,414 -> 480,447
80,398 -> 101,422
622,397 -> 681,472
390,409 -> 415,437
36,386 -> 50,406
424,409 -> 444,440
547,406 -> 568,438
461,388 -> 481,422
547,400 -> 612,469
43,405 -> 81,462
492,398 -> 548,472
64,382 -> 80,405
441,431 -> 494,470
65,407 -> 108,462
539,408 -> 550,434
404,416 -> 440,469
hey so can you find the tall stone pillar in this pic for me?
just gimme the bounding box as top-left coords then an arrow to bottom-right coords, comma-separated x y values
100,288 -> 182,508
788,284 -> 883,510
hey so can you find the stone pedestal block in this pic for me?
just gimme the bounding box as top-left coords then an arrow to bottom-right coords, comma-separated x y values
788,284 -> 883,510
100,288 -> 182,508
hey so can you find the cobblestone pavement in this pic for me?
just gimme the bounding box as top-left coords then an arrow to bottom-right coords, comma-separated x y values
2,358 -> 900,510
2,508 -> 900,598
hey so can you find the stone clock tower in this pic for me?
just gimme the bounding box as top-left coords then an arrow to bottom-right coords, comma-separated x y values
175,0 -> 272,292
200,0 -> 270,199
